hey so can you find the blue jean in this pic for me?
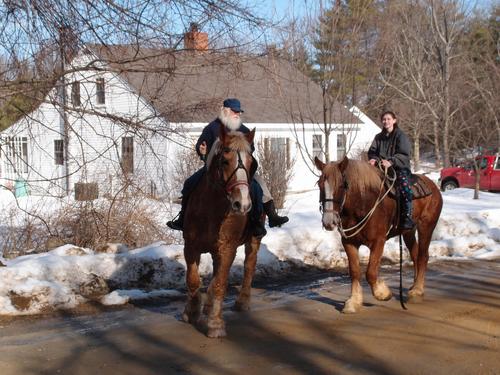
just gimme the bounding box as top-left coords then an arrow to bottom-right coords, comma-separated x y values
396,168 -> 413,216
396,168 -> 412,202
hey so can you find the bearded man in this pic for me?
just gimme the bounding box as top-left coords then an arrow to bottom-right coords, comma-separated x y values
167,98 -> 288,235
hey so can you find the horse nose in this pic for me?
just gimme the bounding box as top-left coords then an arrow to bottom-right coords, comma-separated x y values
232,201 -> 242,211
322,212 -> 340,230
231,200 -> 251,214
323,223 -> 335,231
244,201 -> 252,214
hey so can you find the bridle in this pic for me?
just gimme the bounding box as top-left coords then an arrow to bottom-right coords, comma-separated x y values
319,173 -> 349,215
319,164 -> 396,239
215,146 -> 251,196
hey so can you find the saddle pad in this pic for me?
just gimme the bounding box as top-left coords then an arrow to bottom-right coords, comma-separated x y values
385,174 -> 434,200
410,174 -> 434,199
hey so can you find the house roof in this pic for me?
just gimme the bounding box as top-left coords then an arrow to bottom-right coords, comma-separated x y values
89,45 -> 360,125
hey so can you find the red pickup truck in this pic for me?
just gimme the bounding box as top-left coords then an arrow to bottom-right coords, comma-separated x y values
440,154 -> 500,191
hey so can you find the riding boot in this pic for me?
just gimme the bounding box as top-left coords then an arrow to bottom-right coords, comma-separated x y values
251,218 -> 267,237
399,199 -> 415,230
167,196 -> 187,231
249,180 -> 266,237
264,200 -> 289,228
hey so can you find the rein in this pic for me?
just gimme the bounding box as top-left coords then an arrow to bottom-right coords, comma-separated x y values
399,233 -> 408,310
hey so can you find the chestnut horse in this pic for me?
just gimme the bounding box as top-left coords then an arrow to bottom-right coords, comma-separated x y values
314,156 -> 442,313
182,124 -> 263,338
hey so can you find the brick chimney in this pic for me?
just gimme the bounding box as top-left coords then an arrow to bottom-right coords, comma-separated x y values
184,23 -> 208,52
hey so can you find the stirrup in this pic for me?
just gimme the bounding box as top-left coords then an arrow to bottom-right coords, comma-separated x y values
399,216 -> 415,230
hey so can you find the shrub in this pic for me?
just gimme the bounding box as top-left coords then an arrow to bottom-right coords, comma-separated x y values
256,137 -> 295,208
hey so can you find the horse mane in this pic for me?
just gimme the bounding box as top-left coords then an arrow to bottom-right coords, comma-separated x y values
206,131 -> 251,169
206,140 -> 221,169
343,159 -> 383,196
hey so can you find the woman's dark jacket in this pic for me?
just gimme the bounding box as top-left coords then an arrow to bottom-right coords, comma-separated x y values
195,118 -> 253,161
368,126 -> 412,170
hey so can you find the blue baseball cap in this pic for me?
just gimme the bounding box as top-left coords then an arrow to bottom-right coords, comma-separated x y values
223,98 -> 244,113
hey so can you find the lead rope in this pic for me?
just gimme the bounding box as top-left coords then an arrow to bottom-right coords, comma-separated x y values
399,233 -> 407,310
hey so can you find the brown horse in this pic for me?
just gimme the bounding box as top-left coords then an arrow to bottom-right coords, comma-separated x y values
314,156 -> 442,313
182,124 -> 263,338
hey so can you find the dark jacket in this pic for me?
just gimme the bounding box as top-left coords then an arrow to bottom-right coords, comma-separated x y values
195,118 -> 254,160
368,126 -> 412,170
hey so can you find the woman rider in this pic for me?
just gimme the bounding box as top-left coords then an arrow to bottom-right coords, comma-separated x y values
368,111 -> 415,230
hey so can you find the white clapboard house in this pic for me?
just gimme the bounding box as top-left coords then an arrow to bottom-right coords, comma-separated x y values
0,30 -> 380,198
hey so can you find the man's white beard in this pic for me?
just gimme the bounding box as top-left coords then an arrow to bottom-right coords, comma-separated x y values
219,109 -> 242,130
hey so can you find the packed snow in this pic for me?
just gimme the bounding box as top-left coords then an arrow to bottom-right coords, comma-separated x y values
0,182 -> 499,315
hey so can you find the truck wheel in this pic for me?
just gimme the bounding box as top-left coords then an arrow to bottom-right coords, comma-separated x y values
442,180 -> 458,191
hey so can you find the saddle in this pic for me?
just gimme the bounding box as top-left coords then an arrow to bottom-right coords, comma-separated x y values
385,173 -> 434,200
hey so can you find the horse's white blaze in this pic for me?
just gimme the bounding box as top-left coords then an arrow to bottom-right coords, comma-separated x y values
234,153 -> 251,211
322,179 -> 335,226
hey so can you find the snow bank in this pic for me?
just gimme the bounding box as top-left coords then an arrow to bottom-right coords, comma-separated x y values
0,187 -> 498,315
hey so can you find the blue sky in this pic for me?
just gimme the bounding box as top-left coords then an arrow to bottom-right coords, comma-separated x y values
267,0 -> 495,20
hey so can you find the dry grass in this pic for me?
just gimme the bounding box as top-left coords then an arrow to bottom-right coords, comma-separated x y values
1,191 -> 174,259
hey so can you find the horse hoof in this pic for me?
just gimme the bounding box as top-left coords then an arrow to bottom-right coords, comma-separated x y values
376,291 -> 393,301
373,281 -> 392,301
407,290 -> 424,303
182,311 -> 201,324
233,300 -> 250,312
207,326 -> 227,338
342,299 -> 361,314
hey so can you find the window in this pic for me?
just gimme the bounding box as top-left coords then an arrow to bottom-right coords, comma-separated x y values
337,134 -> 347,160
312,134 -> 323,159
2,137 -> 28,174
479,157 -> 489,169
54,140 -> 64,165
150,180 -> 158,197
71,81 -> 81,107
121,137 -> 134,174
265,137 -> 291,168
96,78 -> 105,104
495,157 -> 500,170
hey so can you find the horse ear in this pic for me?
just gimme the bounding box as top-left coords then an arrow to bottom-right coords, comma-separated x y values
314,156 -> 326,171
219,122 -> 227,143
339,155 -> 349,172
246,128 -> 256,144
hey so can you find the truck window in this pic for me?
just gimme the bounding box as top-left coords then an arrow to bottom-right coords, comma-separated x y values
480,158 -> 488,169
495,157 -> 500,170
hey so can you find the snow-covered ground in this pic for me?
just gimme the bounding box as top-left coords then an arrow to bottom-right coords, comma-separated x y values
0,182 -> 499,316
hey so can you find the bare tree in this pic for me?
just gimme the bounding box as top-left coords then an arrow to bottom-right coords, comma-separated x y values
376,0 -> 470,168
0,0 -> 269,255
